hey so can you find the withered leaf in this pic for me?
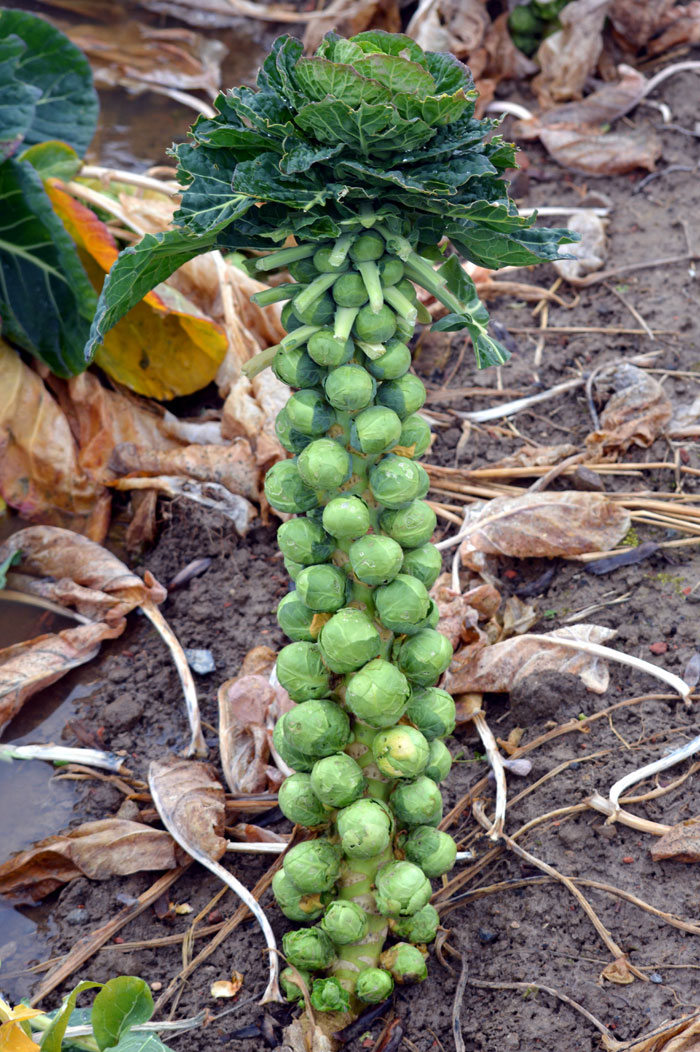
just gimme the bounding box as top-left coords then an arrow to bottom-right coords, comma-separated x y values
609,0 -> 677,50
430,574 -> 482,649
600,957 -> 635,985
602,1012 -> 700,1052
0,819 -> 187,903
537,126 -> 661,176
491,444 -> 579,470
650,816 -> 700,862
586,364 -> 672,455
110,440 -> 259,500
218,674 -> 280,794
553,213 -> 608,282
459,492 -> 630,563
446,624 -> 616,695
533,0 -> 612,106
149,757 -> 226,863
0,621 -> 125,736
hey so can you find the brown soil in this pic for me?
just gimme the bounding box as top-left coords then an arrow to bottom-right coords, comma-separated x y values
3,58 -> 700,1052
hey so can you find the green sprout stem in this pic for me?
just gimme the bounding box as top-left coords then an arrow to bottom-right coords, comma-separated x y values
254,243 -> 315,272
356,260 -> 384,313
329,233 -> 355,268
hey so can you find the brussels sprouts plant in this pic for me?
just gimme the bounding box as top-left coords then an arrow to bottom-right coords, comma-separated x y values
87,24 -> 572,1025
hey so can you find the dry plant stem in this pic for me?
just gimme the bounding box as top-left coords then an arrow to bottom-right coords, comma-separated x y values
78,165 -> 181,196
148,768 -> 281,1004
453,378 -> 584,424
65,181 -> 147,235
472,712 -> 507,839
467,977 -> 616,1043
607,732 -> 700,813
226,841 -> 286,854
452,951 -> 469,1052
141,600 -> 206,758
472,801 -> 647,981
30,866 -> 190,1005
587,793 -> 670,835
0,589 -> 92,623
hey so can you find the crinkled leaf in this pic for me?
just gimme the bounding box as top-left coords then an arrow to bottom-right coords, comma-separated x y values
233,152 -> 331,209
175,143 -> 255,232
0,9 -> 98,155
352,30 -> 429,67
353,53 -> 436,98
296,57 -> 391,106
0,158 -> 96,376
295,98 -> 396,150
425,50 -> 476,94
280,138 -> 343,175
227,85 -> 295,138
448,220 -> 576,268
0,34 -> 40,159
91,977 -> 154,1052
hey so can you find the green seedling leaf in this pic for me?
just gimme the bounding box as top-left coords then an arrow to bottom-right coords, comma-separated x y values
39,980 -> 102,1052
0,550 -> 21,588
107,1035 -> 174,1052
91,977 -> 154,1051
0,158 -> 96,376
0,9 -> 98,155
19,140 -> 82,181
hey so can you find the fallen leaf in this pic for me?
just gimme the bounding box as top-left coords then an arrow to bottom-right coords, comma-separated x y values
586,364 -> 673,455
459,492 -> 630,564
430,574 -> 482,648
111,475 -> 257,535
491,444 -> 579,469
602,1013 -> 700,1052
461,583 -> 502,620
222,371 -> 287,469
407,0 -> 489,57
0,819 -> 187,903
0,621 -> 125,736
501,595 -> 539,637
0,342 -> 110,539
600,957 -> 635,985
533,0 -> 612,106
553,213 -> 608,282
218,675 -> 281,794
609,0 -> 676,50
537,126 -> 661,176
646,2 -> 700,55
240,646 -> 277,678
210,972 -> 244,999
446,624 -> 616,695
149,757 -> 227,863
524,64 -> 647,132
110,440 -> 260,500
650,816 -> 700,862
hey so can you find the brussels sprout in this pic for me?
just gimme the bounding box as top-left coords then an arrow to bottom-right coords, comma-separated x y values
283,838 -> 342,893
275,406 -> 312,454
324,364 -> 376,412
307,329 -> 354,367
272,719 -> 313,773
277,518 -> 333,565
395,277 -> 418,304
400,543 -> 442,588
390,903 -> 440,944
281,698 -> 351,757
286,389 -> 336,436
405,686 -> 456,741
297,438 -> 351,490
407,598 -> 439,636
282,926 -> 335,971
264,460 -> 319,514
321,900 -> 368,945
310,752 -> 366,808
354,303 -> 397,344
398,414 -> 431,458
296,563 -> 347,612
273,346 -> 325,388
396,629 -> 453,686
375,574 -> 430,633
280,966 -> 310,1002
395,315 -> 414,342
276,642 -> 331,701
345,658 -> 411,729
355,967 -> 394,1004
293,291 -> 335,326
376,374 -> 426,419
313,245 -> 350,273
375,860 -> 432,917
349,231 -> 385,262
288,257 -> 319,283
276,591 -> 316,642
365,338 -> 411,380
425,739 -> 452,783
278,772 -> 328,827
378,256 -> 404,286
272,869 -> 325,921
333,272 -> 369,308
281,299 -> 305,331
380,500 -> 436,548
352,406 -> 403,455
283,556 -> 305,583
322,495 -> 370,539
318,608 -> 381,674
379,942 -> 428,984
369,456 -> 429,510
310,977 -> 350,1012
336,798 -> 393,859
402,825 -> 457,878
390,775 -> 443,828
348,534 -> 403,586
372,725 -> 429,779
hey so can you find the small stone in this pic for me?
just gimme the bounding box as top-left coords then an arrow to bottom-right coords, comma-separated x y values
65,908 -> 90,924
503,1034 -> 520,1050
102,693 -> 144,731
150,981 -> 163,991
650,973 -> 663,984
649,641 -> 668,655
184,648 -> 216,675
477,928 -> 498,945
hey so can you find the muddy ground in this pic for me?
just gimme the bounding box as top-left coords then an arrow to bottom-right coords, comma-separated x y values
2,55 -> 700,1052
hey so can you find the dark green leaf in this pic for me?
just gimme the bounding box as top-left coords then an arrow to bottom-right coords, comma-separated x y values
39,980 -> 102,1052
295,99 -> 395,150
0,551 -> 21,589
0,34 -> 40,159
0,158 -> 96,376
273,34 -> 305,109
174,143 -> 254,232
424,51 -> 475,95
227,86 -> 295,138
0,9 -> 98,155
19,139 -> 82,181
279,138 -> 343,175
338,152 -> 494,197
448,221 -> 577,268
233,152 -> 331,209
91,976 -> 154,1051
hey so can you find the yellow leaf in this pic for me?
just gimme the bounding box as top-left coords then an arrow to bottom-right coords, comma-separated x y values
0,1022 -> 40,1052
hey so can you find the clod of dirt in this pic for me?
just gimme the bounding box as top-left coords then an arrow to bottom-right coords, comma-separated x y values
102,692 -> 145,732
509,669 -> 592,724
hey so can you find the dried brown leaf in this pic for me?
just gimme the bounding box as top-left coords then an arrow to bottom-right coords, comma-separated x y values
602,1013 -> 700,1052
553,213 -> 608,282
586,363 -> 673,456
491,444 -> 579,469
149,757 -> 227,862
0,818 -> 186,903
459,491 -> 630,564
537,126 -> 661,176
0,621 -> 125,736
647,2 -> 700,55
430,574 -> 482,648
530,64 -> 647,131
477,11 -> 537,84
461,583 -> 502,620
533,0 -> 612,106
218,674 -> 279,794
501,595 -> 539,637
110,440 -> 259,500
600,957 -> 635,985
446,624 -> 616,695
609,0 -> 676,49
0,525 -> 167,622
650,816 -> 700,862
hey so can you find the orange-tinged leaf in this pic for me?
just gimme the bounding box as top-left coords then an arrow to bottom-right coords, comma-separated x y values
45,177 -> 119,271
0,1021 -> 40,1052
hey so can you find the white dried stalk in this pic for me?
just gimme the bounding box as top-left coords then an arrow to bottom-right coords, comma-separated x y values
607,733 -> 700,813
0,744 -> 125,772
587,792 -> 670,836
472,711 -> 507,840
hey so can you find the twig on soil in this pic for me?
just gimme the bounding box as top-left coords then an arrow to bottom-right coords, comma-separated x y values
141,600 -> 207,758
472,712 -> 508,840
587,792 -> 670,835
451,950 -> 469,1052
449,377 -> 584,424
605,282 -> 655,339
0,589 -> 91,623
606,733 -> 700,815
30,866 -> 190,1005
505,325 -> 677,335
466,977 -> 616,1044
